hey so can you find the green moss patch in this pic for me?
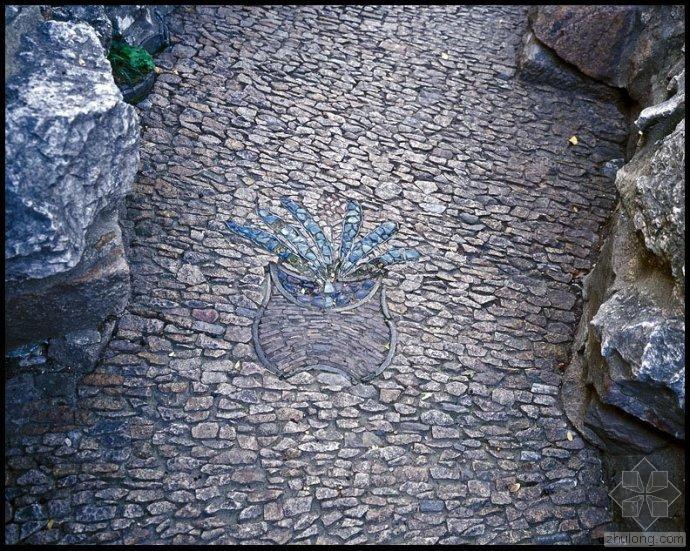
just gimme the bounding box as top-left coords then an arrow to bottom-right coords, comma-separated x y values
107,40 -> 155,86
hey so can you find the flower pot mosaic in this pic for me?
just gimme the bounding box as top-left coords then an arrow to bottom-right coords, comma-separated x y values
225,197 -> 420,383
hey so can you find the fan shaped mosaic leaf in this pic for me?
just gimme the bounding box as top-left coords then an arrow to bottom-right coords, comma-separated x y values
225,196 -> 421,301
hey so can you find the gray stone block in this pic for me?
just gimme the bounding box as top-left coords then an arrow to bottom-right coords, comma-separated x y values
5,18 -> 138,349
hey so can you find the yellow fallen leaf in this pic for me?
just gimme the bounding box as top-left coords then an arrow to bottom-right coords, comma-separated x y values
567,430 -> 574,441
234,361 -> 241,370
508,482 -> 521,492
47,519 -> 55,529
568,135 -> 579,146
154,66 -> 162,74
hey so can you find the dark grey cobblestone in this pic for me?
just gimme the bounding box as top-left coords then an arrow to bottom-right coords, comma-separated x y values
4,5 -> 628,544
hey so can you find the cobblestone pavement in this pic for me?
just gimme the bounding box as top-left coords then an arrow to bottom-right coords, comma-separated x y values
5,5 -> 630,544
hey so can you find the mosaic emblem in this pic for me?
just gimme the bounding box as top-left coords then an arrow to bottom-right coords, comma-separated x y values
225,196 -> 420,383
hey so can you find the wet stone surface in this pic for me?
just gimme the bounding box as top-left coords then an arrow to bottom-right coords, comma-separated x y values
5,5 -> 628,545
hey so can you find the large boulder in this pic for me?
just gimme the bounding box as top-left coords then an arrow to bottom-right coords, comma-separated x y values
618,118 -> 685,286
563,206 -> 684,450
44,4 -> 113,50
538,4 -> 686,449
590,289 -> 684,440
530,5 -> 643,89
41,5 -> 174,56
527,5 -> 685,107
104,5 -> 171,54
5,209 -> 131,350
523,5 -> 686,533
516,28 -> 619,101
626,6 -> 686,108
5,18 -> 139,350
563,205 -> 685,534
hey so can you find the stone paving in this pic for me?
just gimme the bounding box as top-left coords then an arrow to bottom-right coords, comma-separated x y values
5,5 -> 630,545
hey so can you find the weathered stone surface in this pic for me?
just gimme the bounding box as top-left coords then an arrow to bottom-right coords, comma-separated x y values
626,6 -> 686,107
4,5 -> 43,81
583,391 -> 673,454
47,5 -> 113,50
283,497 -> 313,518
420,410 -> 454,426
527,6 -> 685,108
618,119 -> 685,286
5,209 -> 131,349
105,5 -> 170,54
634,70 -> 685,136
76,505 -> 117,523
591,290 -> 684,438
563,110 -> 685,446
564,206 -> 685,454
530,5 -> 642,88
191,422 -> 219,439
5,18 -> 139,348
516,29 -> 616,101
47,321 -> 116,373
6,20 -> 139,282
177,264 -> 205,285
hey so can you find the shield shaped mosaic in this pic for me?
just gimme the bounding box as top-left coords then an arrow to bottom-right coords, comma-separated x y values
224,196 -> 420,383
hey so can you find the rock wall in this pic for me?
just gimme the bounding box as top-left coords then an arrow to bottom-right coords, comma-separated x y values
4,6 -> 140,374
521,5 -> 685,533
5,4 -> 175,377
5,5 -> 173,373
